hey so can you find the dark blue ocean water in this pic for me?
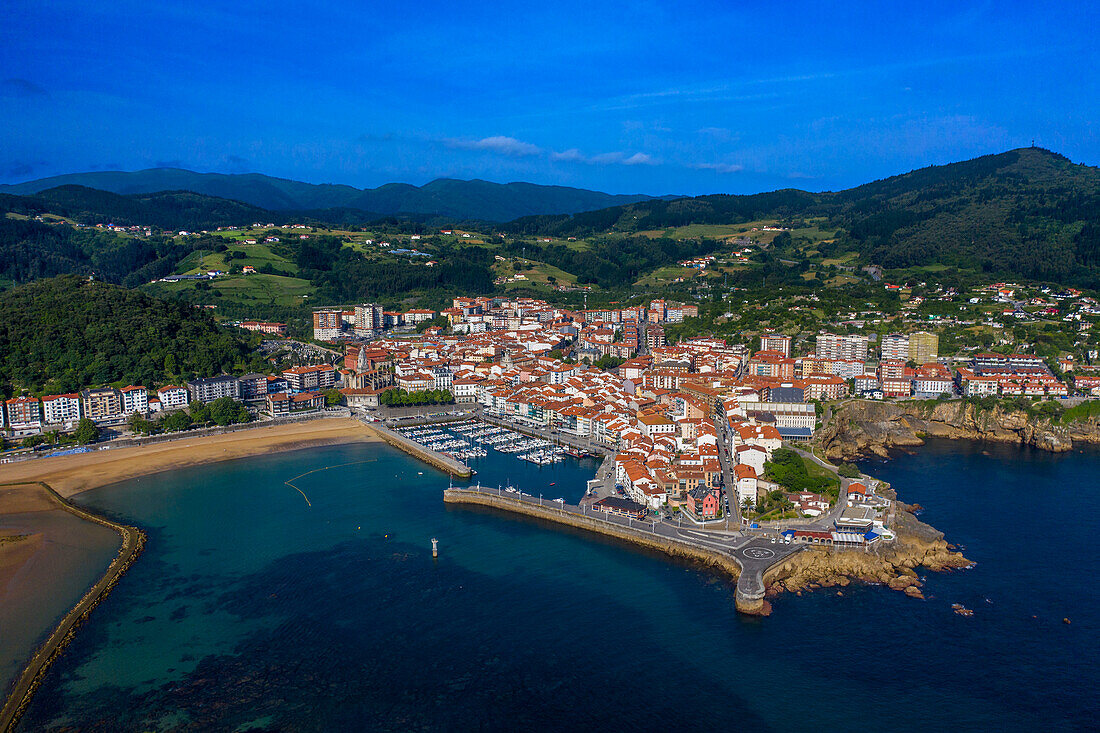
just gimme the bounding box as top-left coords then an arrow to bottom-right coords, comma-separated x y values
17,437 -> 1099,731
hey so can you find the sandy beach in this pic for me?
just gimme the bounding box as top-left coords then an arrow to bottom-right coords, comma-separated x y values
0,417 -> 377,720
0,417 -> 379,499
0,483 -> 123,703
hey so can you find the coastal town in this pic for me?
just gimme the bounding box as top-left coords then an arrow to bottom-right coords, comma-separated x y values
5,283 -> 1097,554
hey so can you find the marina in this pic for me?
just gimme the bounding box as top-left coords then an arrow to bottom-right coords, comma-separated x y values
395,419 -> 576,467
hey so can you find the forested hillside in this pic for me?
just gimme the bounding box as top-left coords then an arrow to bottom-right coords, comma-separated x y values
506,148 -> 1100,288
0,276 -> 261,396
3,185 -> 270,230
295,235 -> 496,301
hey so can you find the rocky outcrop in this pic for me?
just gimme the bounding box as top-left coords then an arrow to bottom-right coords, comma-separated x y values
819,399 -> 1100,459
763,490 -> 972,598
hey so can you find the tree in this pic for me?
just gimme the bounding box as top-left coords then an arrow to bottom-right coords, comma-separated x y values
21,434 -> 46,448
73,418 -> 100,445
837,463 -> 861,479
128,411 -> 155,435
162,410 -> 193,432
189,400 -> 210,424
324,388 -> 343,407
209,396 -> 247,426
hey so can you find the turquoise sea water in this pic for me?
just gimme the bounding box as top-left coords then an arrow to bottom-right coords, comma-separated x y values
17,437 -> 1100,731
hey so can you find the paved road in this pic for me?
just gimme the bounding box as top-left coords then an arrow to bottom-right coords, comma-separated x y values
713,415 -> 743,526
448,485 -> 802,605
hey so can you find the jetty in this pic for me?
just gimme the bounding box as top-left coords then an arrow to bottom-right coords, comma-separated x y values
443,485 -> 801,614
0,483 -> 145,733
363,420 -> 473,478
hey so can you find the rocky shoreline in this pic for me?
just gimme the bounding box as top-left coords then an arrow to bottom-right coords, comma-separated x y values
763,487 -> 973,601
819,399 -> 1100,460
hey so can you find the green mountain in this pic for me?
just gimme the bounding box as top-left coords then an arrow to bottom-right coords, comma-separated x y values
0,169 -> 662,221
0,275 -> 259,395
3,185 -> 271,230
508,148 -> 1100,286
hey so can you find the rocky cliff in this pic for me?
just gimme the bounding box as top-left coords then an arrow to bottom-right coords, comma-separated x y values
764,489 -> 973,599
818,400 -> 1100,460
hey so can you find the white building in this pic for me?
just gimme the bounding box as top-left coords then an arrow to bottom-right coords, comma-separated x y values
735,464 -> 759,507
881,333 -> 909,361
41,393 -> 82,426
120,386 -> 149,414
157,385 -> 190,410
816,333 -> 869,362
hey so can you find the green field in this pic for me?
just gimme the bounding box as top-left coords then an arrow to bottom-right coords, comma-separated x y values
176,242 -> 300,275
494,258 -> 580,288
144,273 -> 314,308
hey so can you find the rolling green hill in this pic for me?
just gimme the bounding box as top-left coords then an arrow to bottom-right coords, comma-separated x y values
0,276 -> 264,396
506,148 -> 1100,287
15,185 -> 271,230
0,169 -> 663,221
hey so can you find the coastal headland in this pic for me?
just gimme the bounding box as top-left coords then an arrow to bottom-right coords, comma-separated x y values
0,482 -> 144,733
763,487 -> 973,599
820,399 -> 1100,459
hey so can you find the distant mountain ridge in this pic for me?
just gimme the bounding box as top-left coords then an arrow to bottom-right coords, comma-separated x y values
0,169 -> 664,222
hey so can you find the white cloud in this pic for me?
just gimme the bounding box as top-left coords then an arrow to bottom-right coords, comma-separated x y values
693,162 -> 744,174
621,152 -> 655,166
550,148 -> 586,162
446,135 -> 542,157
550,149 -> 657,166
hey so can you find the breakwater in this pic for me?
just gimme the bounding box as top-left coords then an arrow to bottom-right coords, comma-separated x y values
443,487 -> 782,614
368,423 -> 473,478
0,483 -> 146,733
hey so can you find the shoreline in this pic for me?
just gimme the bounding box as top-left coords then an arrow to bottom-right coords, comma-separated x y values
1,417 -> 380,499
0,417 -> 381,729
443,487 -> 970,613
819,399 -> 1100,460
0,482 -> 145,733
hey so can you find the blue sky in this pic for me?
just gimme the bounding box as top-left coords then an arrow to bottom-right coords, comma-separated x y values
2,1 -> 1097,195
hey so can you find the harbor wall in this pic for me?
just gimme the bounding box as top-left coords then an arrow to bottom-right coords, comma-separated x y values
443,488 -> 744,584
369,423 -> 473,478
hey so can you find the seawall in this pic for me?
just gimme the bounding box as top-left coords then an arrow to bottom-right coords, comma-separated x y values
442,488 -> 771,613
369,423 -> 473,478
0,483 -> 146,733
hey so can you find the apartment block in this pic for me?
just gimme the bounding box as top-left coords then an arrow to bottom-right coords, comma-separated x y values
120,385 -> 149,414
41,393 -> 82,425
815,333 -> 869,362
157,385 -> 190,410
282,364 -> 337,392
187,375 -> 241,403
312,309 -> 345,341
354,303 -> 385,336
82,387 -> 123,422
5,396 -> 42,430
759,333 -> 792,357
908,331 -> 939,365
880,333 -> 909,362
